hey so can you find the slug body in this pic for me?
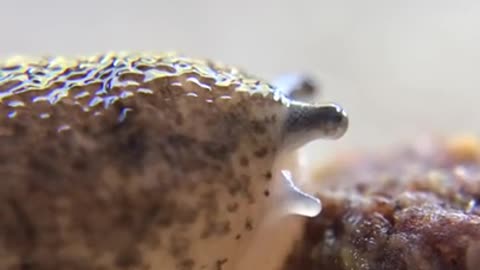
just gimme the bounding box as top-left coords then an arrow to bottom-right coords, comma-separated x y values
0,53 -> 348,270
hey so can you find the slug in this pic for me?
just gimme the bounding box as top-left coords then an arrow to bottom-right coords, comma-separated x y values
0,52 -> 348,270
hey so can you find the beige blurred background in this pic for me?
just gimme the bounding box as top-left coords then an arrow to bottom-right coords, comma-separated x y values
1,0 -> 480,161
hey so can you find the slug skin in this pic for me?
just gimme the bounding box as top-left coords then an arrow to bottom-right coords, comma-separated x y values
0,52 -> 348,270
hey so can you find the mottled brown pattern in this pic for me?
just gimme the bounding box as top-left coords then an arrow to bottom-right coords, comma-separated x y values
0,53 -> 294,270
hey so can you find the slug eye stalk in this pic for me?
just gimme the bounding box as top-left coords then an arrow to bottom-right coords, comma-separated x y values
281,101 -> 349,151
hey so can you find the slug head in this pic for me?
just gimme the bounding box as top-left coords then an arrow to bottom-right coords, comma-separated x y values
262,101 -> 347,221
236,93 -> 349,270
254,77 -> 348,224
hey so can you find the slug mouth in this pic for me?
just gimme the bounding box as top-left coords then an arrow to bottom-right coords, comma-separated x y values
280,101 -> 349,151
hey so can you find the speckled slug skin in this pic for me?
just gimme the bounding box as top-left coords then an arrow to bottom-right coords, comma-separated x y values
0,52 -> 348,270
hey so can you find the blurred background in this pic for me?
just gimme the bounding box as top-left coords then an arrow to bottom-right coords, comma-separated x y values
2,0 -> 480,162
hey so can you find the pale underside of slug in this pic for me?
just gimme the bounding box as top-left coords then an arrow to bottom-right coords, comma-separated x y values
0,52 -> 348,270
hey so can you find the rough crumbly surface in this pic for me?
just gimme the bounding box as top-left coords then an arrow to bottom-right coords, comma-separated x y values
0,53 -> 290,270
283,135 -> 480,270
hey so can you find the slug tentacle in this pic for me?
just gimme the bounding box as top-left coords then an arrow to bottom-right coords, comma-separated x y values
263,169 -> 322,224
280,101 -> 348,151
278,169 -> 321,217
271,73 -> 318,101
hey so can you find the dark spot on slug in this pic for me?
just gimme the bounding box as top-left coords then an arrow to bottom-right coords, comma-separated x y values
19,262 -> 34,270
215,258 -> 228,270
114,248 -> 141,268
175,206 -> 198,225
226,202 -> 239,213
245,218 -> 253,231
168,235 -> 190,257
178,259 -> 195,270
227,179 -> 242,196
175,114 -> 184,125
71,158 -> 88,171
8,199 -> 36,248
251,121 -> 267,134
264,190 -> 270,197
202,143 -> 230,160
119,128 -> 148,167
239,156 -> 249,167
254,147 -> 268,158
222,221 -> 232,234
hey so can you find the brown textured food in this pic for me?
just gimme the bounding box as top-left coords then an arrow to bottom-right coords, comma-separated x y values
0,52 -> 348,270
284,136 -> 480,270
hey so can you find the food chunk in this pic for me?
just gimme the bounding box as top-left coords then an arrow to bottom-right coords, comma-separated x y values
283,136 -> 480,270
